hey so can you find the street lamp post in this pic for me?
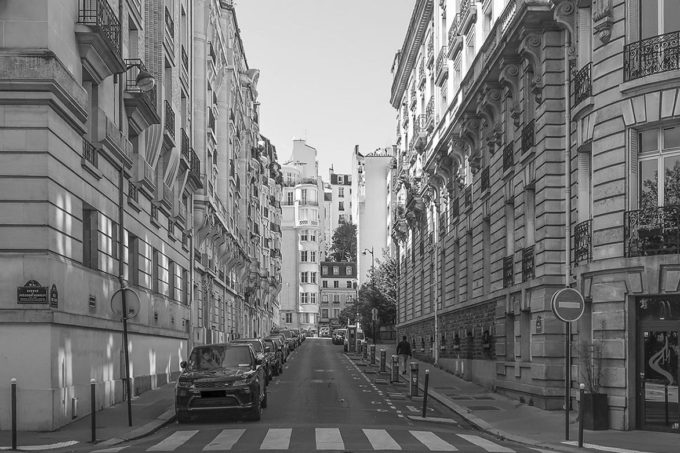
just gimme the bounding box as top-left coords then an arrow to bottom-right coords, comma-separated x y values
362,247 -> 375,344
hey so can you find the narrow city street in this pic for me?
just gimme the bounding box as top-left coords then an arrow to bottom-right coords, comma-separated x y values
84,339 -> 542,452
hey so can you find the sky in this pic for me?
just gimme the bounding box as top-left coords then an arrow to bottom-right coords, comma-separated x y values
236,0 -> 416,176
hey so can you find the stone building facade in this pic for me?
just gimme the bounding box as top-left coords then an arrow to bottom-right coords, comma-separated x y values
319,261 -> 358,331
391,0 -> 680,430
0,0 -> 281,430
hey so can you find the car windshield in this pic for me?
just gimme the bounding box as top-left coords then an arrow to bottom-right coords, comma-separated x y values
264,339 -> 276,349
187,345 -> 252,371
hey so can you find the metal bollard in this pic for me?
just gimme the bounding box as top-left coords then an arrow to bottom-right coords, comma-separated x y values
410,362 -> 419,397
391,355 -> 399,382
422,370 -> 430,418
380,349 -> 386,373
362,342 -> 368,360
369,344 -> 376,365
11,378 -> 17,450
91,379 -> 96,443
578,383 -> 585,448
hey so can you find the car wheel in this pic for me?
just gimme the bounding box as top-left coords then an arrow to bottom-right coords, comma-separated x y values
250,391 -> 262,421
176,410 -> 190,424
261,385 -> 268,409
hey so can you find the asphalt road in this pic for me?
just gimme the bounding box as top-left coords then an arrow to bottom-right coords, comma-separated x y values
91,338 -> 544,452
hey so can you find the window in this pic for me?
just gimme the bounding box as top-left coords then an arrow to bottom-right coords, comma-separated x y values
322,281 -> 328,288
300,251 -> 308,262
286,192 -> 293,205
506,313 -> 515,359
333,308 -> 340,318
334,280 -> 339,288
322,309 -> 329,318
339,201 -> 345,211
300,272 -> 309,283
346,281 -> 352,288
322,294 -> 328,302
311,293 -> 317,304
285,313 -> 292,323
322,265 -> 328,274
333,294 -> 340,303
82,205 -> 98,269
520,310 -> 531,361
310,251 -> 316,262
338,187 -> 344,197
300,230 -> 308,241
345,266 -> 352,275
346,295 -> 353,302
182,268 -> 189,304
152,248 -> 160,293
339,214 -> 346,223
300,188 -> 308,204
126,232 -> 139,286
310,272 -> 317,284
333,266 -> 339,275
309,231 -> 316,241
525,186 -> 536,246
301,292 -> 309,304
640,0 -> 680,40
635,125 -> 680,209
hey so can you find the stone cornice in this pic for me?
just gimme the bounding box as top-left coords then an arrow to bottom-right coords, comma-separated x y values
390,0 -> 434,108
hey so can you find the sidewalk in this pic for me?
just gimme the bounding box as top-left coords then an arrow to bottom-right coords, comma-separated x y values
369,342 -> 677,453
0,383 -> 176,451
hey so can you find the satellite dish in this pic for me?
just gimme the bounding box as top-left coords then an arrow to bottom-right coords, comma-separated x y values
111,287 -> 141,320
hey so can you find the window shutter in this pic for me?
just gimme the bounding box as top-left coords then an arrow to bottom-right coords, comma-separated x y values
630,129 -> 639,209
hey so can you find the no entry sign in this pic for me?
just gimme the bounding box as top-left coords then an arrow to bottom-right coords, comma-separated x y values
551,288 -> 585,322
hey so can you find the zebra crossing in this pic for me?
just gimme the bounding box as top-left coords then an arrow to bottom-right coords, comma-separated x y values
92,427 -> 540,452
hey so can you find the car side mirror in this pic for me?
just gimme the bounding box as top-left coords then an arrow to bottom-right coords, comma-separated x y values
180,360 -> 187,369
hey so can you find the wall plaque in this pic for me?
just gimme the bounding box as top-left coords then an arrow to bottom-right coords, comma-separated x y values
17,280 -> 48,304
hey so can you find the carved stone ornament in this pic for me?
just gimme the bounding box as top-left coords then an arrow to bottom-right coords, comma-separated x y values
593,0 -> 613,43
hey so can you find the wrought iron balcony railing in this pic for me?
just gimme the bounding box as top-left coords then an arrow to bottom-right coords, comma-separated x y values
522,245 -> 535,282
624,205 -> 680,257
427,36 -> 434,66
521,119 -> 535,154
481,167 -> 490,192
181,128 -> 190,161
77,0 -> 122,59
574,219 -> 592,263
503,144 -> 514,172
436,46 -> 448,82
208,108 -> 215,133
128,182 -> 138,204
425,96 -> 434,130
151,204 -> 159,223
624,31 -> 680,82
190,148 -> 201,181
448,14 -> 462,56
572,62 -> 591,107
82,138 -> 98,168
164,100 -> 175,138
503,255 -> 514,288
165,6 -> 174,39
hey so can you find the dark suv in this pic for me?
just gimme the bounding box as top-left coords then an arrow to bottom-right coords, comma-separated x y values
231,338 -> 273,384
175,343 -> 267,422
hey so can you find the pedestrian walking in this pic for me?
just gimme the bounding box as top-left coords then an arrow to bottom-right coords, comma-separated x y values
396,336 -> 411,374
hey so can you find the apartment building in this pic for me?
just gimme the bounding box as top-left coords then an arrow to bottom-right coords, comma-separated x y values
319,261 -> 358,331
0,0 -> 281,430
328,172 -> 353,232
280,140 -> 324,332
391,0 -> 680,430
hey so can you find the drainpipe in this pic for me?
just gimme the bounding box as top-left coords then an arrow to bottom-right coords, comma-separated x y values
563,34 -> 573,289
433,195 -> 439,365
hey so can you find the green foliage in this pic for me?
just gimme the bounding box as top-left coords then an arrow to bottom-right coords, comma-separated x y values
328,222 -> 357,262
354,251 -> 398,335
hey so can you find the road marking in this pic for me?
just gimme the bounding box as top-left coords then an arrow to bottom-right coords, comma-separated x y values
260,428 -> 291,450
0,441 -> 80,451
411,431 -> 458,451
562,441 -> 652,453
315,428 -> 344,450
363,429 -> 401,450
91,446 -> 128,453
203,429 -> 245,451
407,405 -> 418,412
146,430 -> 198,451
457,434 -> 514,452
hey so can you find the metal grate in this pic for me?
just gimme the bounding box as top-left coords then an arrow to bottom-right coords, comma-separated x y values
624,31 -> 680,82
574,219 -> 592,263
572,63 -> 592,107
164,100 -> 175,138
522,246 -> 535,282
521,120 -> 534,154
503,255 -> 513,288
503,144 -> 514,172
82,138 -> 98,168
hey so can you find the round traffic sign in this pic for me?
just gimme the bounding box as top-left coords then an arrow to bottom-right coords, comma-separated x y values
551,288 -> 585,322
111,287 -> 141,319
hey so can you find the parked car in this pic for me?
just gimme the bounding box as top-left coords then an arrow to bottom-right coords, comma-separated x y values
290,328 -> 301,346
319,326 -> 330,337
175,343 -> 267,422
332,328 -> 346,345
269,332 -> 289,362
231,338 -> 272,384
278,330 -> 296,351
263,337 -> 283,375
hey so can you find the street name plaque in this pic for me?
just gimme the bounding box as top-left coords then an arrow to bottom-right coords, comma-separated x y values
17,280 -> 48,304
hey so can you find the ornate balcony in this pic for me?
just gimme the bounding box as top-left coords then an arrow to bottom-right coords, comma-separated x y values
624,205 -> 680,257
503,144 -> 514,172
427,36 -> 434,67
425,96 -> 434,131
419,62 -> 426,87
574,219 -> 592,264
481,167 -> 489,192
521,120 -> 535,154
522,245 -> 535,282
75,0 -> 125,79
124,58 -> 160,130
624,31 -> 680,82
503,255 -> 514,288
82,137 -> 98,168
180,128 -> 190,163
448,14 -> 463,57
164,100 -> 175,138
436,46 -> 448,85
572,62 -> 592,107
410,88 -> 417,110
458,0 -> 477,34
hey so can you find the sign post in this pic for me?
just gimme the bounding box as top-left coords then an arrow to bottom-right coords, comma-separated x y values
551,287 -> 585,441
111,287 -> 140,427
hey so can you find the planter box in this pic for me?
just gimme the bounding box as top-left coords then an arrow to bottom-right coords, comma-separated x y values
582,392 -> 609,430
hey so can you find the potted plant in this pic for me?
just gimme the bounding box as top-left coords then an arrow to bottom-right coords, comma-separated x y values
577,337 -> 609,430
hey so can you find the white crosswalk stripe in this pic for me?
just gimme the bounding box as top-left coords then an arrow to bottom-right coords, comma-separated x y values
203,429 -> 245,451
259,428 -> 292,450
315,428 -> 344,450
411,431 -> 458,451
457,434 -> 515,453
363,428 -> 401,450
146,430 -> 198,451
92,447 -> 128,453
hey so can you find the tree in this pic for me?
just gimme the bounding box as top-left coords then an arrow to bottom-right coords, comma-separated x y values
328,222 -> 357,262
354,252 -> 398,336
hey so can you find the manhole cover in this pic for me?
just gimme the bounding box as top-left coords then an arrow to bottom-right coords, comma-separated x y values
468,405 -> 501,411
